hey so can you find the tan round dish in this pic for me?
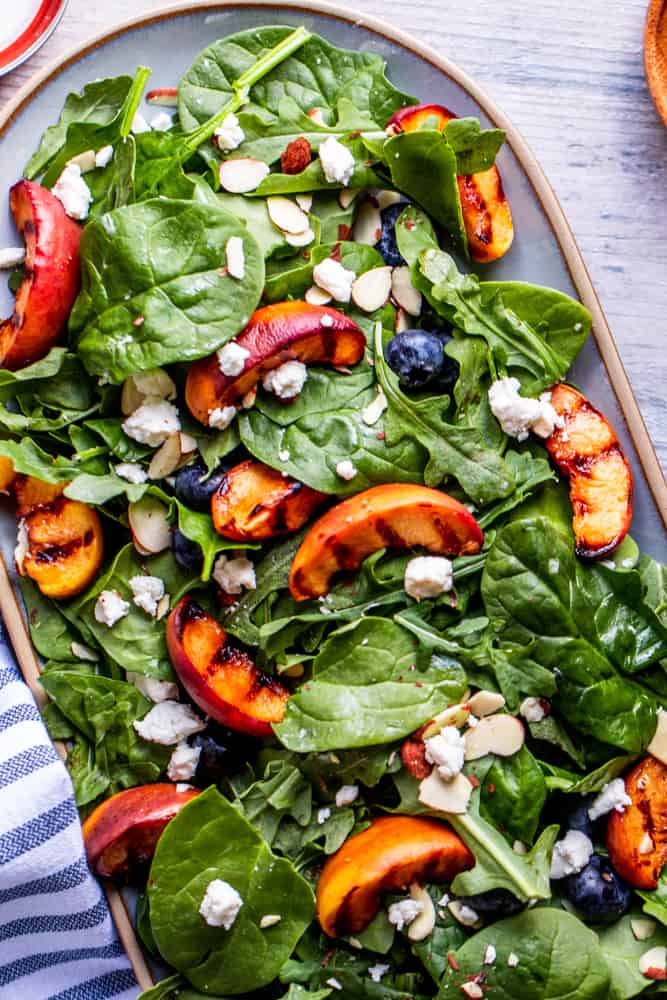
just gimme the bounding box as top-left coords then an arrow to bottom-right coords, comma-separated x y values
645,0 -> 667,126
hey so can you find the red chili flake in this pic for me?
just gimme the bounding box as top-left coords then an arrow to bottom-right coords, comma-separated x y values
415,681 -> 423,688
217,268 -> 228,277
487,783 -> 496,795
447,952 -> 460,971
321,949 -> 335,968
374,227 -> 382,241
338,223 -> 353,241
405,219 -> 416,230
401,733 -> 431,779
644,968 -> 667,981
468,774 -> 480,788
348,129 -> 362,139
280,136 -> 311,174
330,242 -> 342,262
376,431 -> 386,440
133,315 -> 145,327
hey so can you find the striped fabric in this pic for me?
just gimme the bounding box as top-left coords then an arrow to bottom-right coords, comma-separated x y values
0,619 -> 139,1000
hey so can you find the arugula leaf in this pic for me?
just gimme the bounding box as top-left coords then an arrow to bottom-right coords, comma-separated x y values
274,617 -> 467,751
148,787 -> 315,995
0,437 -> 80,482
70,198 -> 265,382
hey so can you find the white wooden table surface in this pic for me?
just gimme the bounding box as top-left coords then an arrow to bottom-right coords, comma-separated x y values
1,0 -> 665,470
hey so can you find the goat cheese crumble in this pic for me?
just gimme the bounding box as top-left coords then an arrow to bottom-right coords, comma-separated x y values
550,829 -> 594,879
14,519 -> 29,573
199,879 -> 244,929
129,575 -> 165,617
318,136 -> 355,186
520,697 -> 548,723
404,556 -> 454,601
335,459 -> 357,481
424,727 -> 466,781
214,113 -> 245,152
94,590 -> 130,627
588,778 -> 632,820
488,377 -> 562,441
122,399 -> 181,447
133,701 -> 205,745
167,742 -> 202,781
388,898 -> 423,931
213,555 -> 256,594
52,163 -> 93,220
313,257 -> 356,302
127,672 -> 179,703
115,462 -> 148,484
262,360 -> 308,399
217,340 -> 250,376
150,110 -> 173,131
208,405 -> 237,430
368,963 -> 390,983
317,807 -> 331,824
335,784 -> 359,807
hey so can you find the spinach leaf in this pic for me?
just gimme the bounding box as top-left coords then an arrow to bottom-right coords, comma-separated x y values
274,617 -> 467,751
216,192 -> 289,257
25,75 -> 133,179
437,909 -> 610,999
148,787 -> 315,995
638,871 -> 667,927
597,915 -> 667,999
482,518 -> 661,751
70,198 -> 265,382
444,117 -> 506,174
373,324 -> 515,504
19,578 -> 83,662
66,734 -> 111,808
411,890 -> 467,983
178,27 -> 413,132
84,417 -> 152,461
137,974 -> 212,999
480,745 -> 547,844
253,138 -> 382,196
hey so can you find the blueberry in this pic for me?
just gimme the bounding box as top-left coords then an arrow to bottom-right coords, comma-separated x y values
564,854 -> 632,923
173,460 -> 226,512
173,529 -> 203,573
375,202 -> 405,267
385,329 -> 459,392
191,725 -> 256,787
566,796 -> 595,839
459,889 -> 525,919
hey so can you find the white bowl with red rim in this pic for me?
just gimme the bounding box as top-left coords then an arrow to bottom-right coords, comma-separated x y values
0,0 -> 69,77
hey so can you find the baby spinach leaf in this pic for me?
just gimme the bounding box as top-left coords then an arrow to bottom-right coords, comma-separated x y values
25,75 -> 133,179
66,734 -> 111,808
70,198 -> 265,382
19,578 -> 83,662
437,909 -> 610,999
254,139 -> 382,196
148,787 -> 315,995
274,617 -> 467,751
480,745 -> 547,844
84,417 -> 152,461
638,871 -> 667,927
597,915 -> 667,1000
373,324 -> 515,504
411,891 -> 467,983
216,192 -> 289,257
444,117 -> 506,174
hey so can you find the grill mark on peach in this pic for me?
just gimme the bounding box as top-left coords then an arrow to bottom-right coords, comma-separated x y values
373,516 -> 406,549
180,598 -> 207,628
33,536 -> 84,563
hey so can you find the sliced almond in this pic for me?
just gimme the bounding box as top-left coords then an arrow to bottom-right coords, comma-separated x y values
391,266 -> 422,316
305,284 -> 332,306
353,199 -> 382,246
351,266 -> 392,313
296,193 -> 313,212
179,432 -> 198,455
307,107 -> 326,126
146,87 -> 178,106
339,188 -> 361,209
285,227 -> 315,247
67,149 -> 97,173
447,900 -> 483,929
631,918 -> 656,941
407,883 -> 436,941
156,593 -> 171,621
375,189 -> 402,211
267,196 -> 310,234
71,641 -> 99,662
0,247 -> 26,269
464,714 -> 525,760
128,496 -> 171,554
218,158 -> 270,194
121,368 -> 176,416
639,946 -> 667,978
418,770 -> 472,815
395,307 -> 410,333
467,690 -> 506,718
648,707 -> 667,766
421,701 -> 471,740
148,434 -> 183,480
120,377 -> 145,417
283,663 -> 305,678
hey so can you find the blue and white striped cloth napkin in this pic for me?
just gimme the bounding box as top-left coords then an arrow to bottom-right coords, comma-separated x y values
0,617 -> 139,1000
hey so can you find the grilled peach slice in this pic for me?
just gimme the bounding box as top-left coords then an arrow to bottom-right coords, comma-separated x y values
17,495 -> 104,599
13,474 -> 66,516
166,596 -> 289,738
607,757 -> 667,890
545,384 -> 633,558
0,180 -> 82,369
211,459 -> 326,541
289,484 -> 483,601
185,302 -> 366,426
316,815 -> 473,936
83,784 -> 199,878
0,457 -> 14,494
386,103 -> 513,263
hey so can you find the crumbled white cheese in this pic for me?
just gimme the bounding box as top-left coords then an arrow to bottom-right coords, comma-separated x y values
133,700 -> 205,745
95,145 -> 114,168
483,944 -> 497,966
387,897 -> 423,931
131,111 -> 151,134
262,360 -> 308,400
214,113 -> 245,152
335,784 -> 359,808
213,555 -> 256,594
278,448 -> 291,462
208,405 -> 238,430
318,136 -> 355,186
217,340 -> 250,377
313,257 -> 356,302
488,377 -> 563,441
150,111 -> 173,131
548,558 -> 560,574
550,829 -> 594,879
122,399 -> 181,447
94,589 -> 130,627
317,807 -> 331,824
129,574 -> 165,617
335,459 -> 357,481
368,963 -> 390,983
167,741 -> 201,781
14,519 -> 29,572
259,913 -> 282,928
225,236 -> 245,280
508,953 -> 520,968
0,247 -> 26,269
424,726 -> 466,781
325,979 -> 343,992
588,778 -> 632,820
520,697 -> 548,723
199,879 -> 244,929
404,556 -> 454,601
361,388 -> 388,426
461,984 -> 483,999
127,672 -> 179,703
115,462 -> 148,484
52,163 -> 93,221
